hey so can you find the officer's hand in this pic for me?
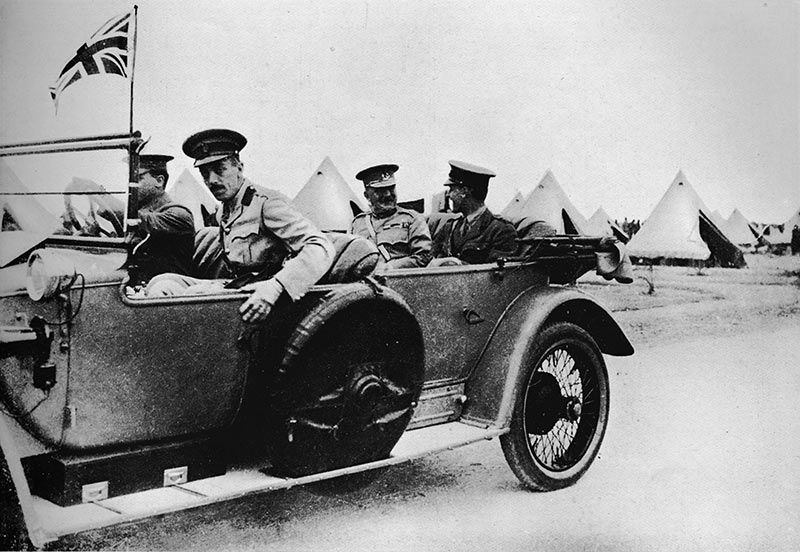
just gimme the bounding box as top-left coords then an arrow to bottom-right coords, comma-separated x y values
239,279 -> 284,323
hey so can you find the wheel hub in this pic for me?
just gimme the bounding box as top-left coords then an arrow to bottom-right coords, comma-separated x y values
525,371 -> 582,434
349,374 -> 385,409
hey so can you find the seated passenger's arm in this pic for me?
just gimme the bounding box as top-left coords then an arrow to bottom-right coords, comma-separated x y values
139,205 -> 194,235
386,215 -> 432,269
261,197 -> 335,300
486,221 -> 518,262
430,219 -> 454,259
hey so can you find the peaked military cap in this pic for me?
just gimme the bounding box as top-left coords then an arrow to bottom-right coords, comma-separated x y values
182,129 -> 247,167
444,160 -> 496,187
356,164 -> 399,188
138,154 -> 174,173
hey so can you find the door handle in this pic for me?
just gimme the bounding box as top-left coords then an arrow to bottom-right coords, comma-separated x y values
462,307 -> 485,325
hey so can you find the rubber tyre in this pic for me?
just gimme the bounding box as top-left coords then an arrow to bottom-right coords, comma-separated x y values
500,321 -> 610,491
267,300 -> 424,477
1,452 -> 33,551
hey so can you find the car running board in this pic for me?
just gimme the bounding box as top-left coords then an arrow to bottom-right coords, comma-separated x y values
30,421 -> 507,544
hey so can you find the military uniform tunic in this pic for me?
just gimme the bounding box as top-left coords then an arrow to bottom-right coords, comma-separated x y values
350,207 -> 432,269
217,178 -> 334,300
131,194 -> 195,284
431,207 -> 517,264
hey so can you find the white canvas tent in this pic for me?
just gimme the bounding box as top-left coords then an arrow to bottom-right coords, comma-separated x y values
0,158 -> 59,233
500,191 -> 525,220
626,170 -> 745,267
293,157 -> 363,232
710,209 -> 730,236
761,208 -> 799,246
512,170 -> 589,235
165,168 -> 220,231
586,207 -> 629,242
725,208 -> 759,247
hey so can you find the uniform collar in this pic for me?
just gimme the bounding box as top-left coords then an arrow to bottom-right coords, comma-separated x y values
229,178 -> 251,207
369,207 -> 397,220
139,192 -> 172,212
465,205 -> 487,224
220,178 -> 251,224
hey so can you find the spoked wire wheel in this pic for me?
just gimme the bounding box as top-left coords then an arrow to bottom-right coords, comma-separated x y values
501,322 -> 609,490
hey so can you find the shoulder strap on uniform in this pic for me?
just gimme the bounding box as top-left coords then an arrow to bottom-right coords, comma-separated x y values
364,214 -> 378,242
242,186 -> 256,207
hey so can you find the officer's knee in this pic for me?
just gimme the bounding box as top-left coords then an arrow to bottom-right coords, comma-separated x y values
428,257 -> 463,267
145,274 -> 191,296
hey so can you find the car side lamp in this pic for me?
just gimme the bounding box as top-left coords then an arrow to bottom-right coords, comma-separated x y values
26,249 -> 77,301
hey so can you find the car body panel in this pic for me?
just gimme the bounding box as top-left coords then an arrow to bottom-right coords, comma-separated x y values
382,263 -> 548,386
1,247 -> 247,450
462,286 -> 631,427
2,246 -> 630,451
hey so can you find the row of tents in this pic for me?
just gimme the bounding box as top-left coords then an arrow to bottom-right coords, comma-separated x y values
494,168 -> 798,268
285,160 -> 798,268
3,155 -> 798,269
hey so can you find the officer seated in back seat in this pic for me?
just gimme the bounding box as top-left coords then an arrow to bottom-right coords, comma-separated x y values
350,163 -> 432,270
146,128 -> 335,324
429,160 -> 517,266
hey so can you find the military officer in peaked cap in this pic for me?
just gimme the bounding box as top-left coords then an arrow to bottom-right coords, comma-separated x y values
350,164 -> 432,269
146,129 -> 334,323
430,160 -> 517,265
129,154 -> 195,287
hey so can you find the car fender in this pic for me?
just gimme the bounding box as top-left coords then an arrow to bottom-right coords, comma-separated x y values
461,285 -> 633,428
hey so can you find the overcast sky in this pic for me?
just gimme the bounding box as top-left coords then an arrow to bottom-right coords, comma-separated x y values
1,0 -> 797,222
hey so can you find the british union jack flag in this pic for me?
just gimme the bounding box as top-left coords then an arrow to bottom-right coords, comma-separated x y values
49,10 -> 132,109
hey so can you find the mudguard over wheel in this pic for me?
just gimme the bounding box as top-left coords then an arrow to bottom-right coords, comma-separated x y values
266,288 -> 425,477
501,321 -> 610,491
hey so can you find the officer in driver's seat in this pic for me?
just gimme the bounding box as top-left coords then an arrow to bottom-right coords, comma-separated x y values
128,154 -> 195,288
146,129 -> 334,323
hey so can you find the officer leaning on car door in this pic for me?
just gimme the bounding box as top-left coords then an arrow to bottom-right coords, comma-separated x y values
146,129 -> 335,323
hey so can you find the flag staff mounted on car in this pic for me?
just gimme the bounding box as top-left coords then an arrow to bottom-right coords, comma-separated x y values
45,4 -> 142,229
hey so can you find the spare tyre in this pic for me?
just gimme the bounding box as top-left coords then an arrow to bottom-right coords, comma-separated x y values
265,283 -> 425,476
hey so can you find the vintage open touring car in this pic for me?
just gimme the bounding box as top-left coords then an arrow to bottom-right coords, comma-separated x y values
1,133 -> 633,549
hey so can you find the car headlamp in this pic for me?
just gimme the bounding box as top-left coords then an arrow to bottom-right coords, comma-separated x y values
26,249 -> 77,301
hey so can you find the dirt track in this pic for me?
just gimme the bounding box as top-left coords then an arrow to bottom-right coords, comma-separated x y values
53,253 -> 800,551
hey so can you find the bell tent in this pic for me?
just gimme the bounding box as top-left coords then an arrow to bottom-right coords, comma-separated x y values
0,158 -> 59,233
710,210 -> 730,236
500,190 -> 525,220
586,207 -> 629,243
511,170 -> 589,235
725,208 -> 759,248
626,171 -> 745,267
165,168 -> 220,231
761,208 -> 800,247
292,157 -> 364,232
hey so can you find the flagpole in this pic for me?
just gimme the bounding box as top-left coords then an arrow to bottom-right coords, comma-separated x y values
129,4 -> 138,136
126,4 -> 141,233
